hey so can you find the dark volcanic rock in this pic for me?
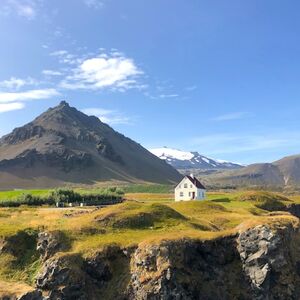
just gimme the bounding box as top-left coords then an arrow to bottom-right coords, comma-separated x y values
36,254 -> 86,299
18,224 -> 300,300
18,290 -> 43,300
237,224 -> 298,300
2,125 -> 45,145
37,231 -> 70,260
127,237 -> 248,300
286,203 -> 300,218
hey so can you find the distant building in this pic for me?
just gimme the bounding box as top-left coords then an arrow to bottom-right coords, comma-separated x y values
175,174 -> 206,201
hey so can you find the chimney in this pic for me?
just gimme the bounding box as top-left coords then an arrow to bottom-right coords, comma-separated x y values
190,173 -> 194,179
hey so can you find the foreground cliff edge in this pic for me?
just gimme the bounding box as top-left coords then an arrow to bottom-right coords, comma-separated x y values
1,191 -> 300,299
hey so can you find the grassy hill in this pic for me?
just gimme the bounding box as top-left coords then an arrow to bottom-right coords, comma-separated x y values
0,189 -> 298,290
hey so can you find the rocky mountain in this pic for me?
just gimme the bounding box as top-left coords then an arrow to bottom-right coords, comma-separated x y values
150,147 -> 243,170
0,101 -> 181,189
205,154 -> 300,189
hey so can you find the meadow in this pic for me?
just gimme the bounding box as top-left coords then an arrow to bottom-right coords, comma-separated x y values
0,185 -> 299,290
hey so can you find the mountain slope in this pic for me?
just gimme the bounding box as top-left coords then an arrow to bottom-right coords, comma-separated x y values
0,101 -> 182,189
205,154 -> 300,189
150,147 -> 243,170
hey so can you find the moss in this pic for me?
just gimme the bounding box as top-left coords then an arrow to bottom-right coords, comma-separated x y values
255,198 -> 287,211
235,191 -> 290,203
0,229 -> 41,284
96,203 -> 186,230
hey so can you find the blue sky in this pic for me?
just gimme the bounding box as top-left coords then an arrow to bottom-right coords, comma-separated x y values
1,0 -> 300,164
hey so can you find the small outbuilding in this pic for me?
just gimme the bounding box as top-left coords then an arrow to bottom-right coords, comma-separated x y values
175,174 -> 206,201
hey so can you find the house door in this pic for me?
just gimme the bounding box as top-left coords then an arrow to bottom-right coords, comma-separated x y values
192,192 -> 195,199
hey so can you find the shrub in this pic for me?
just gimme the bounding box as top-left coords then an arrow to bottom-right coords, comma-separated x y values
49,189 -> 81,204
0,188 -> 124,208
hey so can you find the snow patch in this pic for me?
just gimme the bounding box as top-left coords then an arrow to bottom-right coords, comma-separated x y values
150,147 -> 194,161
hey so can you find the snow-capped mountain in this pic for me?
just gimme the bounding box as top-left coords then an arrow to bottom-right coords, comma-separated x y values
150,147 -> 243,170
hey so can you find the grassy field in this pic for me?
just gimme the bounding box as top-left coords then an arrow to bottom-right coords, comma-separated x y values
0,184 -> 172,202
0,188 -> 298,288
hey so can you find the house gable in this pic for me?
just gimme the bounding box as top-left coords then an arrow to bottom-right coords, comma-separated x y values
174,175 -> 206,201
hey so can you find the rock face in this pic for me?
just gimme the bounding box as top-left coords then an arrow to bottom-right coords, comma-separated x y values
37,231 -> 70,261
3,224 -> 300,299
36,254 -> 87,300
236,224 -> 300,300
17,290 -> 43,300
128,238 -> 246,300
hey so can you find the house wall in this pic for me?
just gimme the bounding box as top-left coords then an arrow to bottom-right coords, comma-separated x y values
174,177 -> 206,201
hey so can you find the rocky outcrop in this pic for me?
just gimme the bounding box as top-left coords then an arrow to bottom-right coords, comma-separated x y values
17,290 -> 43,300
286,203 -> 300,218
1,124 -> 45,145
37,231 -> 70,260
35,245 -> 131,300
237,224 -> 300,300
3,224 -> 300,300
127,237 -> 249,300
36,254 -> 87,300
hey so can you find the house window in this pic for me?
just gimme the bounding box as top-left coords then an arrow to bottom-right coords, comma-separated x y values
189,192 -> 192,197
190,184 -> 193,188
184,183 -> 187,188
180,192 -> 183,197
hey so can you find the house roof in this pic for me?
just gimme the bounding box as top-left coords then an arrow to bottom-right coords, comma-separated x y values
185,175 -> 206,189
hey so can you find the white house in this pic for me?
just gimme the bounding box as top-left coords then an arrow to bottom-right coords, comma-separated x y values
175,174 -> 206,201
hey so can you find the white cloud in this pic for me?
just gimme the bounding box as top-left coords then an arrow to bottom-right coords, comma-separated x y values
0,102 -> 25,113
50,50 -> 82,65
2,0 -> 36,20
50,50 -> 68,57
159,94 -> 179,99
60,54 -> 143,91
0,89 -> 59,103
82,107 -> 132,125
185,85 -> 197,92
212,112 -> 249,122
42,70 -> 63,76
0,77 -> 37,90
83,0 -> 104,9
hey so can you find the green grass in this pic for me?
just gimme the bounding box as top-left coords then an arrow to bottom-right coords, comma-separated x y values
122,184 -> 173,194
0,189 -> 51,201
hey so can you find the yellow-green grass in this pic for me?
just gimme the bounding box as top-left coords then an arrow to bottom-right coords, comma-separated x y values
0,190 -> 299,287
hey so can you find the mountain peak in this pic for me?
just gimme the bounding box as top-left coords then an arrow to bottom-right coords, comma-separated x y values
59,100 -> 70,107
150,147 -> 243,170
0,104 -> 181,188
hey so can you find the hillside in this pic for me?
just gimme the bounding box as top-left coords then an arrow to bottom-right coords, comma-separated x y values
205,155 -> 300,189
0,101 -> 181,189
150,147 -> 243,170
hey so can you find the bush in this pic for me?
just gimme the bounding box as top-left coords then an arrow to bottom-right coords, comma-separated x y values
49,189 -> 81,204
0,188 -> 125,208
